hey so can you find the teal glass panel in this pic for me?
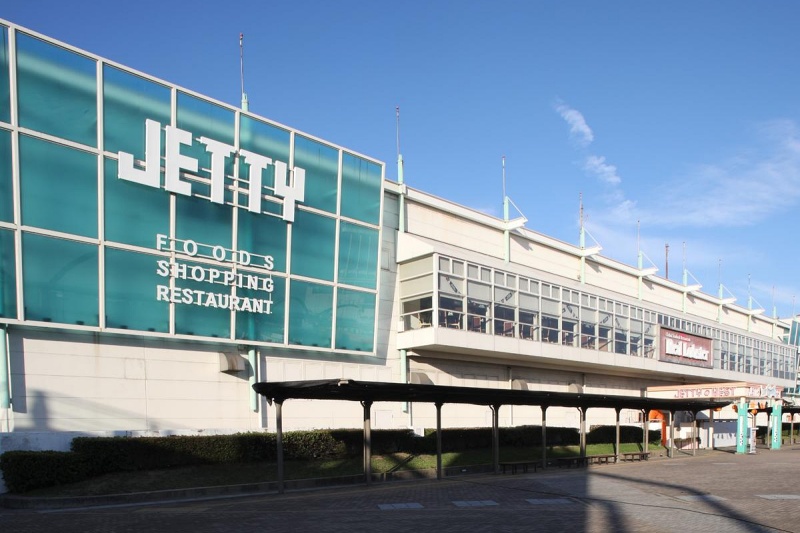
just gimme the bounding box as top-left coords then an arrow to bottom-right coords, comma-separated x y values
105,248 -> 168,332
104,157 -> 169,248
0,128 -> 11,222
176,92 -> 235,199
103,65 -> 170,160
176,195 -> 232,249
293,135 -> 338,213
0,26 -> 9,124
290,210 -> 335,281
20,135 -> 97,237
16,33 -> 96,146
239,115 -> 290,192
236,275 -> 285,343
237,210 -> 287,273
22,233 -> 98,325
341,153 -> 381,224
335,289 -> 375,352
338,222 -> 378,289
173,260 -> 231,338
0,229 -> 16,318
288,280 -> 332,348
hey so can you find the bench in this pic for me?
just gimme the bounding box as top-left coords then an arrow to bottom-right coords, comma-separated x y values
556,456 -> 588,468
499,460 -> 543,474
621,451 -> 650,461
586,454 -> 616,465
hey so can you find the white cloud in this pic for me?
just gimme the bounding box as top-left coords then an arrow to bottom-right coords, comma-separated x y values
584,155 -> 621,185
642,119 -> 800,228
554,101 -> 594,146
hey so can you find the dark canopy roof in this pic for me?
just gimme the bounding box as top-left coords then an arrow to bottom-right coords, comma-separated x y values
253,379 -> 732,412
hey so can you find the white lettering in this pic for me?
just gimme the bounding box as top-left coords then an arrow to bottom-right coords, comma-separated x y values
239,149 -> 271,213
199,137 -> 236,204
182,240 -> 198,256
118,121 -> 306,223
212,245 -> 226,261
156,284 -> 169,301
274,161 -> 305,222
118,119 -> 161,187
165,125 -> 196,196
156,260 -> 170,277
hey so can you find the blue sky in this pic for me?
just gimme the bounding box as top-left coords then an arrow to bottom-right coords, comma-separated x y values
4,1 -> 800,318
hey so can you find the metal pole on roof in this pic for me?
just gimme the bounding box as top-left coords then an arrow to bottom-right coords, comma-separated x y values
239,33 -> 249,111
502,156 -> 511,263
396,106 -> 406,233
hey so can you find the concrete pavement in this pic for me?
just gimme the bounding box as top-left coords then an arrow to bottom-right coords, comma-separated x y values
1,448 -> 799,532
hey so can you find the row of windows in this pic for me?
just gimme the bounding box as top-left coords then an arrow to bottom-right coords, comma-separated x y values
401,255 -> 797,378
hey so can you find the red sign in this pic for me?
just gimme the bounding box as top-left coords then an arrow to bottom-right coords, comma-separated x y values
659,328 -> 713,368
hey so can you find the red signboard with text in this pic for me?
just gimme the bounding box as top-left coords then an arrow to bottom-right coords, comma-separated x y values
658,328 -> 713,368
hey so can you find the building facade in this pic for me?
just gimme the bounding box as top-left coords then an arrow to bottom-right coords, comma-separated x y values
0,20 -> 798,463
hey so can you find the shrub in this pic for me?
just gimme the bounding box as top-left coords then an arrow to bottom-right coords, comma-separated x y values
0,451 -> 92,493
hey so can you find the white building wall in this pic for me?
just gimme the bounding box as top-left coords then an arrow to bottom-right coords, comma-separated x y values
7,330 -> 256,434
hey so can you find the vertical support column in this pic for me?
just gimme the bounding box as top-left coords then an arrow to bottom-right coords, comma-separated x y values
541,405 -> 548,469
791,413 -> 795,445
614,407 -> 621,463
362,400 -> 373,484
709,408 -> 716,450
642,409 -> 649,455
579,406 -> 587,458
400,349 -> 409,413
771,400 -> 783,450
248,347 -> 258,412
692,411 -> 698,456
275,400 -> 284,494
435,402 -> 443,480
736,398 -> 748,454
668,411 -> 675,458
491,404 -> 500,474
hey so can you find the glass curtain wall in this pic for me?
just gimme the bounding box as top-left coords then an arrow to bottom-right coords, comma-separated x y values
1,24 -> 383,354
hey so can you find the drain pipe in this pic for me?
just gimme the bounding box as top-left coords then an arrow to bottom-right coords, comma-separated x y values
0,326 -> 9,410
248,347 -> 258,412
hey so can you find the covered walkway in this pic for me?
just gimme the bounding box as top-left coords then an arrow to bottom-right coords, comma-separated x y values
253,379 -> 732,493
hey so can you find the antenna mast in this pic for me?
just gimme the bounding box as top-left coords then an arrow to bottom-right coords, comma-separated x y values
240,33 -> 249,111
502,156 -> 508,221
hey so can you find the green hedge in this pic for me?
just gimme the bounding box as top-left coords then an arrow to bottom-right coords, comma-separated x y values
0,425 -> 662,494
0,451 -> 94,493
587,425 -> 661,445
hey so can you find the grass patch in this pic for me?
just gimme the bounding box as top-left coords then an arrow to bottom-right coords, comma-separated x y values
19,444 -> 666,498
